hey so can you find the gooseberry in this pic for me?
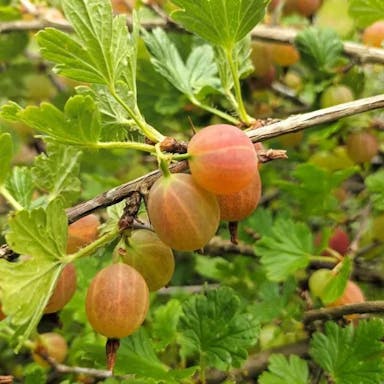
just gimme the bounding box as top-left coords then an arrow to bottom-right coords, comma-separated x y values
67,214 -> 100,254
362,20 -> 384,48
217,169 -> 262,222
320,85 -> 354,108
44,263 -> 77,314
85,263 -> 149,339
117,229 -> 175,291
147,173 -> 220,251
188,124 -> 258,195
32,332 -> 68,367
346,131 -> 379,164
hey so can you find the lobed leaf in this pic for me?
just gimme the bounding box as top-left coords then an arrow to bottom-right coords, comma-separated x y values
178,286 -> 259,370
1,199 -> 68,350
295,27 -> 343,75
255,217 -> 313,282
259,354 -> 309,384
142,28 -> 219,97
277,163 -> 357,217
152,299 -> 182,351
310,320 -> 384,383
171,0 -> 268,48
1,96 -> 101,146
32,143 -> 82,206
349,0 -> 384,28
37,0 -> 131,86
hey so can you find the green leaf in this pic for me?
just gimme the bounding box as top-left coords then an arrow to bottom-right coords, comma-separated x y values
24,363 -> 47,384
76,85 -> 134,141
178,286 -> 260,370
349,0 -> 384,28
366,170 -> 384,212
277,163 -> 357,217
5,198 -> 67,260
152,299 -> 182,351
310,320 -> 384,383
0,132 -> 13,185
171,0 -> 268,48
1,96 -> 101,146
37,0 -> 131,86
142,28 -> 220,97
320,257 -> 352,305
259,354 -> 309,384
255,217 -> 313,282
253,278 -> 300,322
5,167 -> 34,210
295,27 -> 343,75
32,143 -> 82,206
0,199 -> 68,350
0,258 -> 63,351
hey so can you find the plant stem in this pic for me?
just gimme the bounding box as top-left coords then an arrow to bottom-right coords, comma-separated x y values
64,227 -> 120,263
199,354 -> 206,384
155,143 -> 171,177
189,96 -> 240,125
94,141 -> 156,153
225,46 -> 251,125
109,88 -> 165,143
0,186 -> 23,211
309,255 -> 338,264
171,153 -> 190,161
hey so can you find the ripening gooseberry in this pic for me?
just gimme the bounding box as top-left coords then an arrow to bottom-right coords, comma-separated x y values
217,169 -> 262,222
327,280 -> 365,321
284,0 -> 321,17
308,269 -> 333,299
188,124 -> 258,195
320,85 -> 354,108
67,214 -> 100,254
362,20 -> 384,48
270,44 -> 300,67
147,173 -> 220,251
44,263 -> 77,314
85,263 -> 149,339
346,131 -> 379,164
32,332 -> 68,367
117,230 -> 175,291
328,227 -> 350,255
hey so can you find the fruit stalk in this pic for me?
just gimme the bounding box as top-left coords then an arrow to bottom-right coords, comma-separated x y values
106,338 -> 120,372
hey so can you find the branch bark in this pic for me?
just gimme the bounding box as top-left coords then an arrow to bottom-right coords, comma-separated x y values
251,24 -> 384,65
303,301 -> 384,324
1,17 -> 384,65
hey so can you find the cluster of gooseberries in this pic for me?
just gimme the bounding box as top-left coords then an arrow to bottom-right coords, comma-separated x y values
1,125 -> 263,370
148,124 -> 262,251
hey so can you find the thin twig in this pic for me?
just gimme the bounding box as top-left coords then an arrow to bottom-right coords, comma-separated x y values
158,284 -> 219,295
251,24 -> 384,65
303,300 -> 384,324
1,17 -> 384,65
